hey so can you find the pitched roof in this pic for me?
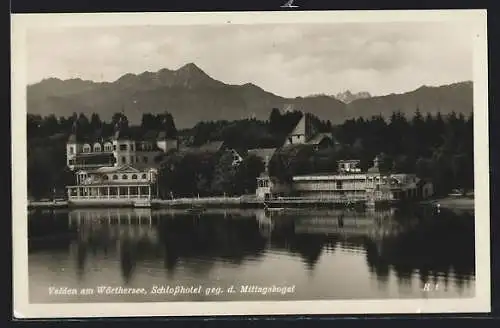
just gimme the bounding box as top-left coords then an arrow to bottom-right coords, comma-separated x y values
68,127 -> 177,145
79,164 -> 146,174
197,140 -> 225,152
142,130 -> 159,141
157,131 -> 176,140
102,165 -> 143,173
306,133 -> 333,145
275,144 -> 315,157
288,115 -> 307,136
284,113 -> 327,146
247,148 -> 277,162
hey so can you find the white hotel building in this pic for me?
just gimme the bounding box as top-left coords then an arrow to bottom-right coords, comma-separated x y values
65,118 -> 177,206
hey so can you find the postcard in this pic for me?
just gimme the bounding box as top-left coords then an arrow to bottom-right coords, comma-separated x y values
11,9 -> 490,318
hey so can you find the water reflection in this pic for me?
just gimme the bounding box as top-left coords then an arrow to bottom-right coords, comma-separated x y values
28,206 -> 475,301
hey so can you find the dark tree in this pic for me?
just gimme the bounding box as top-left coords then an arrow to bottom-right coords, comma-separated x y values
90,113 -> 103,131
233,155 -> 265,195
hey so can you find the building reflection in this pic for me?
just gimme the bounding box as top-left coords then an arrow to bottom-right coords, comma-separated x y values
68,208 -> 162,282
30,206 -> 475,291
157,211 -> 268,277
263,207 -> 476,291
66,209 -> 269,282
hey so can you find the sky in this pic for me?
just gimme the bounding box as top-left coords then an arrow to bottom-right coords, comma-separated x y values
26,22 -> 473,97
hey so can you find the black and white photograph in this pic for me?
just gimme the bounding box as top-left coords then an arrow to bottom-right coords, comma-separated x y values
11,10 -> 490,317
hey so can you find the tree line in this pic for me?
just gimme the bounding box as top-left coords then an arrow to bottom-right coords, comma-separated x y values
27,111 -> 178,199
27,112 -> 177,140
268,110 -> 474,196
26,108 -> 473,199
157,151 -> 265,198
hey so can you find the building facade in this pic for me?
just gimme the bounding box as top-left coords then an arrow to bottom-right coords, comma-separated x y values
282,113 -> 334,150
67,165 -> 158,201
65,116 -> 174,206
66,118 -> 178,171
255,157 -> 433,202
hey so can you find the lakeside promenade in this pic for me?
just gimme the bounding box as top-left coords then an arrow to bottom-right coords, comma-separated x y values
27,195 -> 474,211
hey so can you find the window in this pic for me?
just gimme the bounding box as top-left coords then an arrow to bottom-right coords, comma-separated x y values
132,174 -> 138,180
104,143 -> 113,152
141,174 -> 147,179
69,147 -> 74,154
143,156 -> 148,163
336,181 -> 343,190
83,144 -> 91,153
130,156 -> 134,163
103,175 -> 109,180
112,175 -> 118,180
113,145 -> 117,151
121,156 -> 126,164
69,159 -> 75,165
93,143 -> 102,152
119,144 -> 127,151
136,156 -> 139,163
131,144 -> 134,151
122,174 -> 128,180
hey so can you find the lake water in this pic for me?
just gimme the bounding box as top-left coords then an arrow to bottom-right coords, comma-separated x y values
28,206 -> 475,303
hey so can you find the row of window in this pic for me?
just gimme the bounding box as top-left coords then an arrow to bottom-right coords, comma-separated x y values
68,158 -> 116,166
120,155 -> 149,164
257,180 -> 270,188
102,174 -> 148,180
68,155 -> 151,166
69,142 -> 155,154
294,181 -> 368,191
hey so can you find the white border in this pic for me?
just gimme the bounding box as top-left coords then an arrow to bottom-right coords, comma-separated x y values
11,10 -> 490,318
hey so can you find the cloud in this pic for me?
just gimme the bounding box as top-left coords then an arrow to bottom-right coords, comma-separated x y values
26,22 -> 473,97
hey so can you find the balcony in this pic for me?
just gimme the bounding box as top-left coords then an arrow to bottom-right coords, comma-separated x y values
68,152 -> 116,170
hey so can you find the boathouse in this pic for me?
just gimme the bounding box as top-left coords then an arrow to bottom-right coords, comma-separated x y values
255,156 -> 432,203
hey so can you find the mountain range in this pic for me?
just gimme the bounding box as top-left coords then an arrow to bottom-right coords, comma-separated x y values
27,63 -> 474,128
335,90 -> 372,103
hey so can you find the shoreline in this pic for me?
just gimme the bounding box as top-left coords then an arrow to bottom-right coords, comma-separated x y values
420,195 -> 474,211
28,195 -> 475,211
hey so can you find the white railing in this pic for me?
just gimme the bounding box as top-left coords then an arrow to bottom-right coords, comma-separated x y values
69,164 -> 116,171
266,194 -> 393,202
68,194 -> 152,200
